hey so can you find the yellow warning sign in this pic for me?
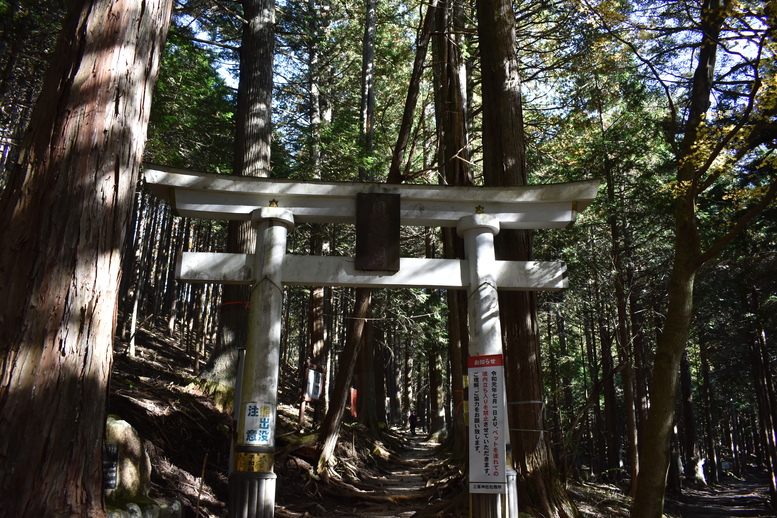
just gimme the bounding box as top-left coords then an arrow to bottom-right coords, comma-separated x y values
235,452 -> 274,473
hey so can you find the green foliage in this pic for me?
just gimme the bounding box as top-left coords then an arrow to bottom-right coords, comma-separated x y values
274,0 -> 416,182
0,0 -> 66,191
529,16 -> 677,405
693,237 -> 777,426
145,28 -> 235,171
9,0 -> 763,494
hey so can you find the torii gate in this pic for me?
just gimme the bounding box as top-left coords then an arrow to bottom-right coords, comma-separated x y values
143,163 -> 599,518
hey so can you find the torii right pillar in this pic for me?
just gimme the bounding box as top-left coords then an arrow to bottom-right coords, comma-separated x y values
458,213 -> 513,517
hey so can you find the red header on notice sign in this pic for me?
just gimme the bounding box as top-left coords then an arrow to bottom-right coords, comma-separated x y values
467,354 -> 504,369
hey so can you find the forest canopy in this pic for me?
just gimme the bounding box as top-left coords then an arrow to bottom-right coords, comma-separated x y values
0,0 -> 775,517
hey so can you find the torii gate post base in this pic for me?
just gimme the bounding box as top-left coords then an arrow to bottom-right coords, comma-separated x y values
228,208 -> 294,518
229,472 -> 276,518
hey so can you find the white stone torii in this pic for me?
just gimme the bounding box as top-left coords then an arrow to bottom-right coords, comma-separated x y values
143,163 -> 599,518
145,164 -> 599,292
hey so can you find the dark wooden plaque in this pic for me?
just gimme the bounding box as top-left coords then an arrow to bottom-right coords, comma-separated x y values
103,443 -> 118,489
355,192 -> 400,271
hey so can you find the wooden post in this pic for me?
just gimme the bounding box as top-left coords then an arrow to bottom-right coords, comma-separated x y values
229,208 -> 294,518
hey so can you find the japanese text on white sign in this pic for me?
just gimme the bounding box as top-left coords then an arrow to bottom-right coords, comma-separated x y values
241,402 -> 275,446
468,354 -> 507,494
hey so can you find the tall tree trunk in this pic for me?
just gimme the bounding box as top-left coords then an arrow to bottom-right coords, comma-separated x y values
476,0 -> 575,513
699,338 -> 719,484
608,186 -> 639,494
446,286 -> 468,457
630,289 -> 649,436
428,337 -> 447,439
316,0 -> 384,468
557,311 -> 575,479
374,329 -> 387,425
585,312 -> 607,476
358,0 -> 376,182
632,2 -> 724,514
386,331 -> 402,424
435,0 -> 471,187
166,217 -> 186,334
356,318 -> 380,427
152,204 -> 174,319
632,197 -> 699,517
308,281 -> 328,420
547,313 -> 563,474
205,0 -> 275,386
120,189 -> 146,338
387,0 -> 439,184
598,308 -> 621,477
0,0 -> 172,515
597,79 -> 639,491
746,313 -> 777,503
305,0 -> 329,422
680,350 -> 703,483
432,0 -> 471,461
317,288 -> 372,472
402,336 -> 415,426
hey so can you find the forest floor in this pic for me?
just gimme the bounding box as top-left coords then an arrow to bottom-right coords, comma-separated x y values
664,469 -> 775,518
321,433 -> 443,517
109,323 -> 775,518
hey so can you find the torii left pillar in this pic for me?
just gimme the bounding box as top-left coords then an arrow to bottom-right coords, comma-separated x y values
229,207 -> 294,518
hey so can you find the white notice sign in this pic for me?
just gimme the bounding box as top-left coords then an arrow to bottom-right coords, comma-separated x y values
468,354 -> 507,494
305,368 -> 323,401
241,402 -> 275,446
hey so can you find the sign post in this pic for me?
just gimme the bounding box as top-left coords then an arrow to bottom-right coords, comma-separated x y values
298,360 -> 324,427
229,207 -> 294,518
143,164 -> 599,518
457,214 -> 510,515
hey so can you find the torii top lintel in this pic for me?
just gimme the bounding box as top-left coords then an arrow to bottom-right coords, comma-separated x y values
143,163 -> 600,229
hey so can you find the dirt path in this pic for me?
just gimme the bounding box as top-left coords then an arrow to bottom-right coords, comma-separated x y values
665,473 -> 774,518
330,432 -> 441,518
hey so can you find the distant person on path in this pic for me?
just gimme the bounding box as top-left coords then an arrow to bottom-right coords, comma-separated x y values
409,412 -> 418,435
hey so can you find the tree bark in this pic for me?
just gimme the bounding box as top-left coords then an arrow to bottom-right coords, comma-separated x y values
432,0 -> 471,459
680,350 -> 702,483
632,1 -> 724,514
476,0 -> 575,513
308,282 -> 328,421
316,0 -> 384,468
317,288 -> 372,472
428,334 -> 447,439
0,0 -> 172,515
745,297 -> 777,503
603,125 -> 639,492
585,312 -> 607,475
631,192 -> 699,517
699,338 -> 719,483
402,335 -> 415,426
442,226 -> 469,457
387,0 -> 439,184
206,0 -> 275,385
358,0 -> 376,182
356,318 -> 380,427
629,289 -> 649,437
305,1 -> 329,421
433,0 -> 471,187
374,329 -> 387,425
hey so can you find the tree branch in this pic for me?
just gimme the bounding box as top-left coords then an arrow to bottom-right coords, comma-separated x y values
696,174 -> 777,267
579,0 -> 680,155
